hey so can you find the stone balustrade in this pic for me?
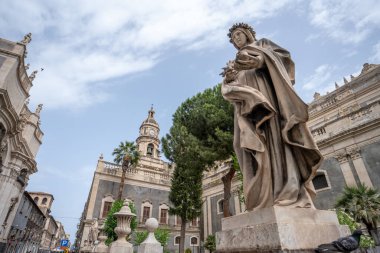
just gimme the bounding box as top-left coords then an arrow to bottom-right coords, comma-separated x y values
101,161 -> 171,186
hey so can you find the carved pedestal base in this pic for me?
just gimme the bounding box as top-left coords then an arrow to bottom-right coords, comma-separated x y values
216,207 -> 350,253
109,240 -> 134,253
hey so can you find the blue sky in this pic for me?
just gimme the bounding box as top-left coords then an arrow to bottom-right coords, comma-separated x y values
1,0 -> 380,243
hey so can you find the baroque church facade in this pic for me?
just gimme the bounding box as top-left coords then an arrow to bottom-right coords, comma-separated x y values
0,35 -> 44,252
76,107 -> 201,253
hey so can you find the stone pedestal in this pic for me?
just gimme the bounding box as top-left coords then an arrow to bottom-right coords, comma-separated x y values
109,200 -> 136,253
216,207 -> 350,253
138,218 -> 163,253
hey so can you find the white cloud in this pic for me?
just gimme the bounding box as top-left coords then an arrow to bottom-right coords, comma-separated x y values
302,64 -> 335,90
308,0 -> 380,44
0,0 -> 294,110
370,41 -> 380,62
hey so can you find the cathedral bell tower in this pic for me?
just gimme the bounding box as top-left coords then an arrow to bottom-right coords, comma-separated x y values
136,106 -> 160,158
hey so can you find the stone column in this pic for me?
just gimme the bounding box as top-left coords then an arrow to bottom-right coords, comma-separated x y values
138,218 -> 163,253
347,147 -> 373,187
109,200 -> 136,253
335,151 -> 357,187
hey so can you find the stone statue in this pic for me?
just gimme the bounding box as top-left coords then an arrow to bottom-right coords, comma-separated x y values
29,70 -> 38,82
221,23 -> 322,211
20,33 -> 32,45
35,104 -> 43,115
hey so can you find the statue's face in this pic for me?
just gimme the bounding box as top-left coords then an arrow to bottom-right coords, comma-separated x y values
232,29 -> 248,49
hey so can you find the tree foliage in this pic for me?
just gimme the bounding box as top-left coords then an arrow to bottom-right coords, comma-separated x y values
162,84 -> 234,169
112,140 -> 140,200
104,200 -> 137,245
335,183 -> 380,245
204,234 -> 216,253
134,228 -> 170,249
336,209 -> 375,248
162,84 -> 235,252
112,140 -> 140,165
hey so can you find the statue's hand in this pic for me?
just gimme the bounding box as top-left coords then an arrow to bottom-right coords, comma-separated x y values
221,60 -> 238,83
235,50 -> 264,70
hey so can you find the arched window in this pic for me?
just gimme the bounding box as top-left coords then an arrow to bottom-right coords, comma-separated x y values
312,171 -> 330,191
141,201 -> 153,223
147,143 -> 154,156
217,199 -> 224,214
159,204 -> 169,224
100,195 -> 115,218
42,198 -> 48,205
174,236 -> 181,245
33,197 -> 39,204
190,236 -> 199,246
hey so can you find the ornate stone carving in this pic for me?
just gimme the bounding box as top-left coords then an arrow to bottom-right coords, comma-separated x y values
18,113 -> 30,131
360,63 -> 377,75
221,22 -> 322,210
35,104 -> 43,116
28,70 -> 38,82
20,33 -> 32,45
334,151 -> 348,164
25,63 -> 30,70
347,147 -> 361,160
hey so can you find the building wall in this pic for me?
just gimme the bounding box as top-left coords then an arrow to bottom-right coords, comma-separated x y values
0,36 -> 43,251
4,191 -> 45,253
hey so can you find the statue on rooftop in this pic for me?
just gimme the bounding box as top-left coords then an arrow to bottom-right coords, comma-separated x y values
221,23 -> 323,211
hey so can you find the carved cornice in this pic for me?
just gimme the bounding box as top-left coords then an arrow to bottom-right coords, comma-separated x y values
309,66 -> 380,119
316,117 -> 380,149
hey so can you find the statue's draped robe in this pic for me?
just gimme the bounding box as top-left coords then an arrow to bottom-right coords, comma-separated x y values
222,38 -> 323,210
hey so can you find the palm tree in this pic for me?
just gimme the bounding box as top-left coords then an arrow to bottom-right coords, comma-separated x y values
335,183 -> 380,245
112,141 -> 140,200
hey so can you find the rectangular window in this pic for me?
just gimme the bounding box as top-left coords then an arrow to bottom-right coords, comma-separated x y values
191,218 -> 197,227
160,209 -> 168,224
102,201 -> 113,218
143,206 -> 150,222
176,216 -> 181,226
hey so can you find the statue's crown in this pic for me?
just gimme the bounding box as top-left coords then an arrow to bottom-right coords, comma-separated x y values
227,23 -> 256,43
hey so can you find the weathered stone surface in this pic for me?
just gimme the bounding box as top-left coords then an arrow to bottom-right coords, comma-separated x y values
109,240 -> 134,253
138,218 -> 163,253
216,207 -> 350,253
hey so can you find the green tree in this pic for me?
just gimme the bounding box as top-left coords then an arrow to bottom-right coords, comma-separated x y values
335,183 -> 380,245
104,200 -> 137,245
134,228 -> 170,251
112,141 -> 140,200
162,84 -> 237,217
168,166 -> 203,253
336,209 -> 375,248
204,235 -> 216,253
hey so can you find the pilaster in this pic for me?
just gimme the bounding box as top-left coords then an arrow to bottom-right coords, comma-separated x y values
347,147 -> 373,187
334,151 -> 357,187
